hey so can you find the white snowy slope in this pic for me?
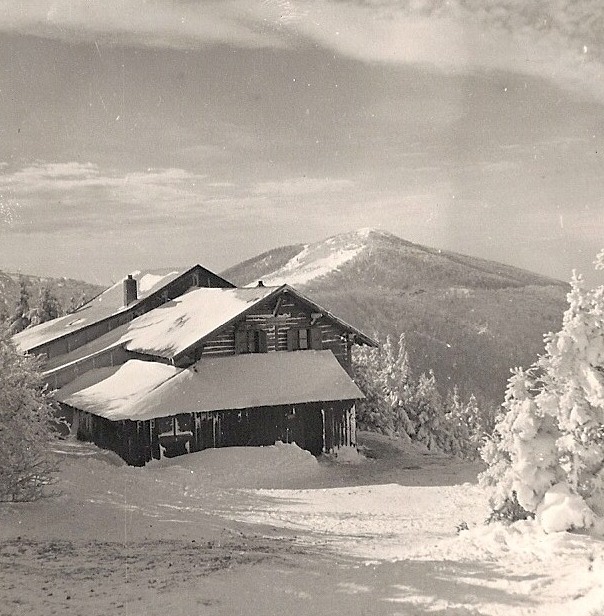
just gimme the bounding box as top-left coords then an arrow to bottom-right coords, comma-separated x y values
252,228 -> 380,287
16,434 -> 604,616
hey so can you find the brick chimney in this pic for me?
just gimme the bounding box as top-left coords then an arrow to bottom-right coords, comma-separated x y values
123,274 -> 138,306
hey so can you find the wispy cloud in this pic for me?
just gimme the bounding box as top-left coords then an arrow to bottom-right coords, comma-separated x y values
0,162 -> 360,234
0,0 -> 290,49
288,0 -> 604,101
0,162 -> 216,231
1,1 -> 603,100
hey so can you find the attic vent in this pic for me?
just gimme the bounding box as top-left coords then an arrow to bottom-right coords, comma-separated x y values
257,280 -> 265,287
124,274 -> 138,307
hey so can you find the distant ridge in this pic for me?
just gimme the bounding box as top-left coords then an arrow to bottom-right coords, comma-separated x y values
225,228 -> 566,290
224,229 -> 569,406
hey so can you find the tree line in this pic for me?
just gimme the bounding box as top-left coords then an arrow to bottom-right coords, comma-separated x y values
0,278 -> 86,335
353,334 -> 497,460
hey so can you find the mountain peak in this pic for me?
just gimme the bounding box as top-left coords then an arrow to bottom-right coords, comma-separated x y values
225,227 -> 566,291
231,228 -> 407,288
221,229 -> 569,405
256,230 -> 372,287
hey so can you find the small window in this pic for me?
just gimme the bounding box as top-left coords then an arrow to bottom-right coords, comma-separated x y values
175,414 -> 193,435
287,327 -> 322,351
235,327 -> 268,354
156,416 -> 173,436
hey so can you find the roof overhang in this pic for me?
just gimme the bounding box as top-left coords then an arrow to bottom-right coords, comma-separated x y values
57,351 -> 364,422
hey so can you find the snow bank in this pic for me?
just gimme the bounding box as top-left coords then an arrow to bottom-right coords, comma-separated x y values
536,483 -> 595,533
148,441 -> 321,489
325,445 -> 366,465
453,519 -> 604,616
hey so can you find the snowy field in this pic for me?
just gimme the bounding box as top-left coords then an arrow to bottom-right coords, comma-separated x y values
1,433 -> 603,616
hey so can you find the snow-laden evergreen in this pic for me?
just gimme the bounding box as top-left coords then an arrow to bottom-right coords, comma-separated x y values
353,334 -> 493,458
481,250 -> 604,532
0,327 -> 59,501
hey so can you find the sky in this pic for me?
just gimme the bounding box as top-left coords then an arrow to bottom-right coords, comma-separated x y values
0,0 -> 603,286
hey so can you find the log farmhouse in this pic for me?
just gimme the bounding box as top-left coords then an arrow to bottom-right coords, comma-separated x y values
13,266 -> 376,465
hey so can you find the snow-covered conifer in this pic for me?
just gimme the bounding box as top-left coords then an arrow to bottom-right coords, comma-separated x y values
480,252 -> 604,530
30,286 -> 62,326
411,371 -> 444,451
0,327 -> 59,501
7,278 -> 32,335
480,368 -> 560,517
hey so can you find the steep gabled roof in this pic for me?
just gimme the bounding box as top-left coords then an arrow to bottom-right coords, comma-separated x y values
42,283 -> 378,377
276,285 -> 377,348
13,265 -> 234,353
121,283 -> 376,361
57,352 -> 364,421
122,285 -> 278,359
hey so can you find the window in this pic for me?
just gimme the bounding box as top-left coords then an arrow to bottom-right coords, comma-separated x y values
155,415 -> 193,436
235,327 -> 268,354
155,416 -> 174,437
287,327 -> 322,351
175,414 -> 193,435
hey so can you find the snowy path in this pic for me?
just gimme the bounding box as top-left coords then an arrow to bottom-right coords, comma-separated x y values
221,483 -> 487,560
188,437 -> 604,616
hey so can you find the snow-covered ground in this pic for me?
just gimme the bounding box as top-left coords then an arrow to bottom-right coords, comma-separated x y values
1,433 -> 603,616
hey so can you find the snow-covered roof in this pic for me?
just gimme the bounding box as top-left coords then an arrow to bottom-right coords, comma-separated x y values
43,324 -> 129,372
42,283 -> 376,377
12,267 -> 188,352
57,360 -> 181,420
121,286 -> 278,358
57,351 -> 364,421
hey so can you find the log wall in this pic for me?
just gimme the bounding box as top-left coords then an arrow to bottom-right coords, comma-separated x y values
69,400 -> 357,466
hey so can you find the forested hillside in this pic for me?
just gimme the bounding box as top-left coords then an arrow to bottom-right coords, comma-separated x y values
224,229 -> 569,406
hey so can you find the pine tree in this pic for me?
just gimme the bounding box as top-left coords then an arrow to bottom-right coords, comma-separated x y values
480,367 -> 561,518
480,251 -> 604,529
382,334 -> 415,437
0,327 -> 59,501
353,335 -> 489,457
67,292 -> 87,314
442,387 -> 472,458
411,371 -> 446,451
7,278 -> 32,335
31,286 -> 62,326
353,334 -> 414,436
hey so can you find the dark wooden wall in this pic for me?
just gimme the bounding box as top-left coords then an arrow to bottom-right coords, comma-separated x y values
69,400 -> 357,466
191,293 -> 352,371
